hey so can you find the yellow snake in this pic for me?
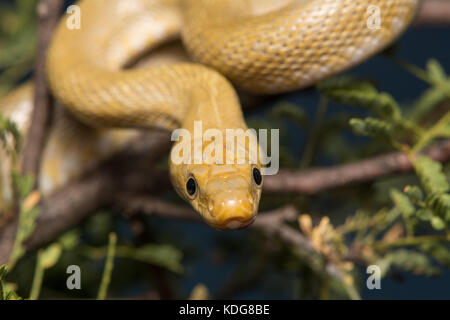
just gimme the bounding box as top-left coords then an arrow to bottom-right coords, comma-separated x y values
0,0 -> 419,229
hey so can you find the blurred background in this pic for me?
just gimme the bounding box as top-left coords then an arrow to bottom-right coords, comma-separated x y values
0,0 -> 449,300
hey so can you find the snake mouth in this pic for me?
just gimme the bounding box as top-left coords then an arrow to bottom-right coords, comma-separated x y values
207,215 -> 256,231
204,195 -> 257,230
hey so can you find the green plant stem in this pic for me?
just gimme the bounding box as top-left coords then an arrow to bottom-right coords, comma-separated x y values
393,117 -> 425,138
411,111 -> 450,154
373,234 -> 450,251
29,250 -> 45,300
300,96 -> 328,168
343,282 -> 361,301
391,57 -> 431,84
97,232 -> 117,300
336,211 -> 389,235
8,209 -> 27,270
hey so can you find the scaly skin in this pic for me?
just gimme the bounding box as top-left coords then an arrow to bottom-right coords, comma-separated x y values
0,0 -> 419,229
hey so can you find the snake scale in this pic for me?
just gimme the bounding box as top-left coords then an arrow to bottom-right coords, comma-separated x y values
0,0 -> 419,229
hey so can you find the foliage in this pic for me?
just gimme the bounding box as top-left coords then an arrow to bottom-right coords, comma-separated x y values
84,243 -> 184,274
29,243 -> 62,300
7,174 -> 40,269
305,58 -> 450,295
0,265 -> 21,300
0,0 -> 37,96
0,113 -> 21,155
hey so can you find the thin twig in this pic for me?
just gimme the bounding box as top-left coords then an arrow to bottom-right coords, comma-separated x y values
373,234 -> 450,251
116,198 -> 357,297
21,0 -> 63,186
263,139 -> 450,195
414,0 -> 450,26
29,249 -> 45,300
97,232 -> 117,300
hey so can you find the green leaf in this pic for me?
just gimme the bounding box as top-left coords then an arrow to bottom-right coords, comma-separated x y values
318,77 -> 401,120
430,216 -> 446,230
403,185 -> 424,202
414,156 -> 449,195
40,243 -> 62,269
408,88 -> 448,123
385,249 -> 440,276
0,113 -> 21,154
426,59 -> 447,84
7,176 -> 40,269
0,265 -> 7,280
416,208 -> 434,221
318,76 -> 377,94
59,230 -> 80,250
0,265 -> 21,300
390,188 -> 415,217
427,193 -> 450,221
350,117 -> 393,141
420,243 -> 450,267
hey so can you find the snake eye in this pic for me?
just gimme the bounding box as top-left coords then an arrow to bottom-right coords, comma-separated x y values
186,177 -> 197,197
253,167 -> 262,186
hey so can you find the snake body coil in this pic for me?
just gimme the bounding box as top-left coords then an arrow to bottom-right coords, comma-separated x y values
1,0 -> 419,229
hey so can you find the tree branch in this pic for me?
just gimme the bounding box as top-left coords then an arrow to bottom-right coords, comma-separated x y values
115,197 -> 346,284
415,0 -> 450,26
21,0 -> 63,186
0,130 -> 171,264
1,137 -> 449,264
263,140 -> 450,195
117,196 -> 314,256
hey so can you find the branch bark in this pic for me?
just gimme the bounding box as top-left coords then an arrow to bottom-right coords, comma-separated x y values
117,196 -> 314,255
415,0 -> 450,26
1,137 -> 450,264
0,130 -> 171,264
21,0 -> 63,186
114,198 -> 345,284
263,140 -> 450,195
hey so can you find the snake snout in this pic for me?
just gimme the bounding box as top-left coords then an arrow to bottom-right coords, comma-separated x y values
207,191 -> 256,230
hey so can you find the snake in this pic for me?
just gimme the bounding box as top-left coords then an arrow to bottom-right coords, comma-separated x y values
0,0 -> 419,229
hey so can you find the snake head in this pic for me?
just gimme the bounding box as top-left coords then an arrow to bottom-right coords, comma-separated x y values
170,161 -> 263,230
